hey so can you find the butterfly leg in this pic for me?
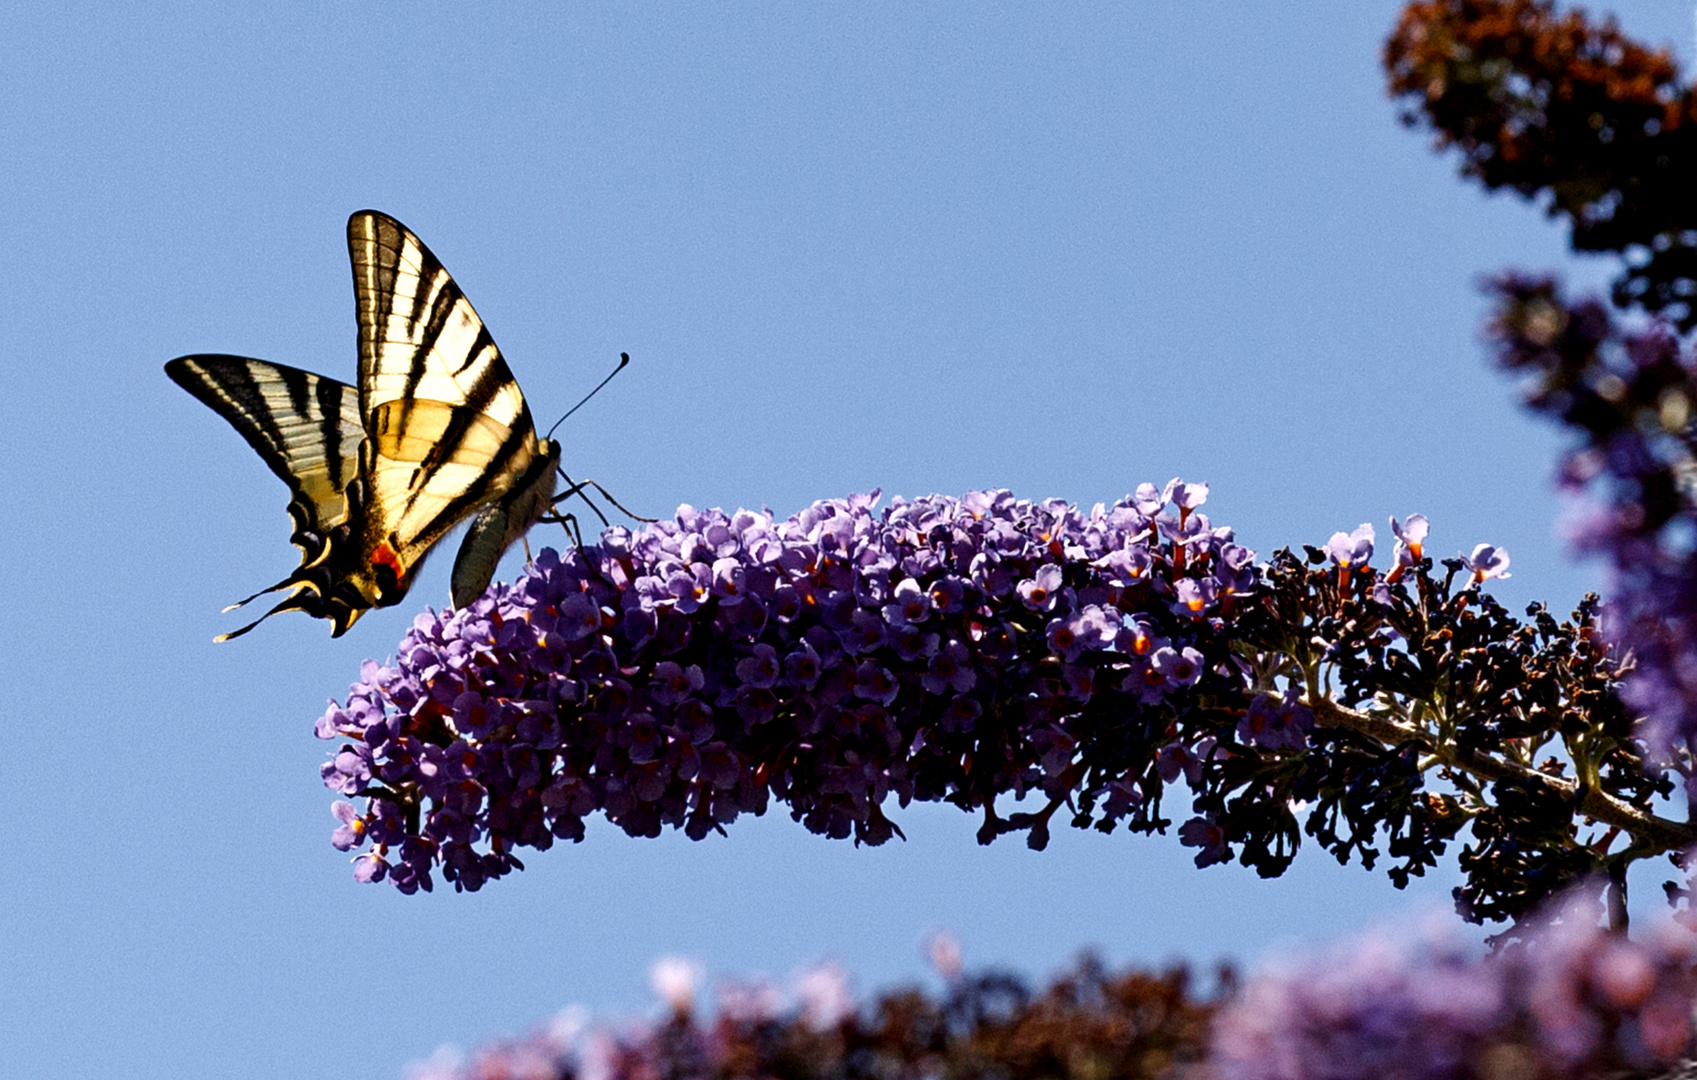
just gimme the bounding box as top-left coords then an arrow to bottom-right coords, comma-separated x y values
538,510 -> 587,552
537,491 -> 589,552
547,469 -> 612,528
550,469 -> 656,524
589,483 -> 656,523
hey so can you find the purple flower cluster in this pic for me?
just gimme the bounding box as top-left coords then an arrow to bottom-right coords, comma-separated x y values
318,483 -> 1262,892
1211,897 -> 1697,1079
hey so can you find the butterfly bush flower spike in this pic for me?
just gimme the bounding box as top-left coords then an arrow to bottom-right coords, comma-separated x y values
317,485 -> 1266,889
316,483 -> 1554,894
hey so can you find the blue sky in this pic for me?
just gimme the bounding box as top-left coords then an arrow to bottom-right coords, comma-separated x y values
5,4 -> 1695,1077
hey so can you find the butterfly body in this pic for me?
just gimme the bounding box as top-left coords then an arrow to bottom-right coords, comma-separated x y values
450,442 -> 561,609
167,211 -> 559,639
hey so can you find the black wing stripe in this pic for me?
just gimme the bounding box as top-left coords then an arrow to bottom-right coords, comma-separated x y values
398,242 -> 436,402
460,335 -> 512,414
391,342 -> 520,507
280,363 -> 312,420
169,357 -> 320,484
350,213 -> 404,415
403,261 -> 504,399
413,284 -> 468,382
314,376 -> 352,498
233,361 -> 291,467
399,259 -> 456,425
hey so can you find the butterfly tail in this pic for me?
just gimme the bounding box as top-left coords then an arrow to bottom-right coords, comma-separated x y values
213,584 -> 319,642
220,574 -> 302,613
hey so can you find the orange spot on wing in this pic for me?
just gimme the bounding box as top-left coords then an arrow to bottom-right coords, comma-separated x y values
372,541 -> 403,575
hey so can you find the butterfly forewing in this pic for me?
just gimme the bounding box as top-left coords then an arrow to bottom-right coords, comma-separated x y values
344,211 -> 550,604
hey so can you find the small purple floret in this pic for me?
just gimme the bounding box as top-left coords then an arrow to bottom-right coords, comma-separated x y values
1464,543 -> 1511,584
1324,523 -> 1376,569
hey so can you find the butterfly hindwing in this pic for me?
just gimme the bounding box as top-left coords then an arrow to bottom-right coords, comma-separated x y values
164,355 -> 365,571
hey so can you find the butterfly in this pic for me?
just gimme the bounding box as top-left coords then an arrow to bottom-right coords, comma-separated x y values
166,210 -> 562,640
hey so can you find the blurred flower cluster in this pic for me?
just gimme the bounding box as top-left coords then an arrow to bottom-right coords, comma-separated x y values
1387,0 -> 1697,802
406,949 -> 1215,1080
405,901 -> 1697,1080
1488,276 -> 1697,765
1387,0 -> 1697,331
1212,897 -> 1697,1079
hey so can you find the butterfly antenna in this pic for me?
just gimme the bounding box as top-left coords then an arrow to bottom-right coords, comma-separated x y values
545,352 -> 629,442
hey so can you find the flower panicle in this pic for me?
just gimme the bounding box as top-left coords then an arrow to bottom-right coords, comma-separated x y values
317,486 -> 1522,894
318,485 -> 1261,890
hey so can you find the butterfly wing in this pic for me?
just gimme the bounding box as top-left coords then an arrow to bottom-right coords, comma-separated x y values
335,210 -> 556,618
165,355 -> 369,637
